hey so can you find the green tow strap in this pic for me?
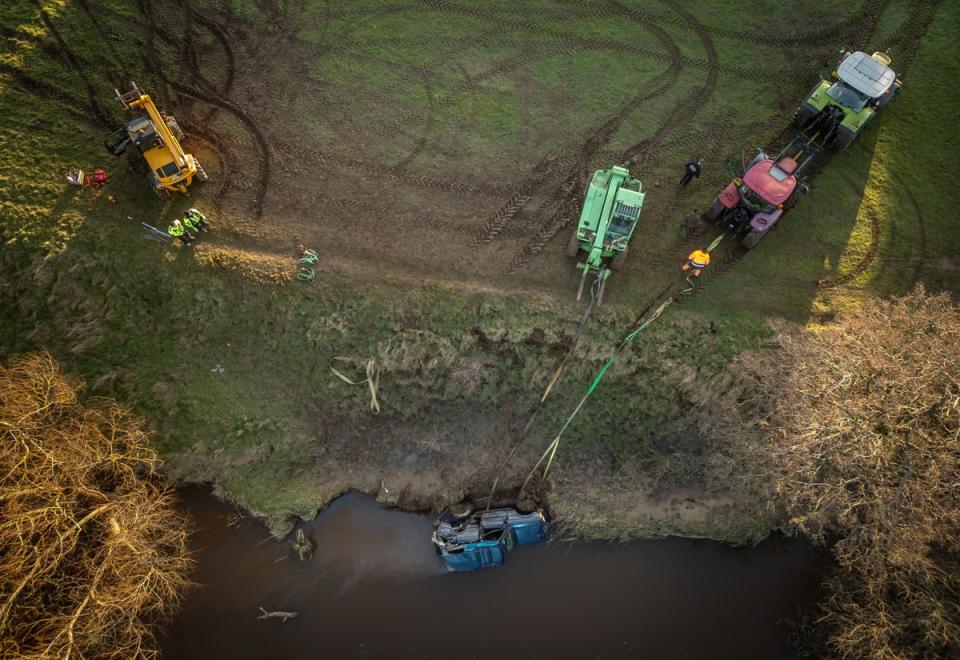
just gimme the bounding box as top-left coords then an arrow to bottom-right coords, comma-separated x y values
521,296 -> 674,492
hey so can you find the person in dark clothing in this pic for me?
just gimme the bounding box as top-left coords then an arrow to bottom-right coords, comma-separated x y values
680,159 -> 703,186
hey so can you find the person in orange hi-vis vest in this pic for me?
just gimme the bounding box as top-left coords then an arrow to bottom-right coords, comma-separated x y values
682,248 -> 710,277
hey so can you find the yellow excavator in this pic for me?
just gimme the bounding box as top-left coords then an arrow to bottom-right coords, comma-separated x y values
104,82 -> 207,194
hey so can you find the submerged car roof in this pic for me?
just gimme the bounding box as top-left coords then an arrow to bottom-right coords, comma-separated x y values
743,159 -> 797,206
838,51 -> 896,98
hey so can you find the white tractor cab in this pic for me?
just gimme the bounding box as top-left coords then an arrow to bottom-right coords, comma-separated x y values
795,50 -> 901,149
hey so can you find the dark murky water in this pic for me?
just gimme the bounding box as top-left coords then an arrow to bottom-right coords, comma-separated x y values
161,488 -> 824,660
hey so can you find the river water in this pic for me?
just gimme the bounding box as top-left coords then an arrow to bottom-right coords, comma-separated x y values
161,488 -> 823,659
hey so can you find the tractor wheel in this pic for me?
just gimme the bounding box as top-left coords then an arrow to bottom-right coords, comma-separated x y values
127,148 -> 147,175
742,229 -> 764,250
791,105 -> 815,130
783,190 -> 800,211
705,198 -> 724,222
165,117 -> 185,141
831,130 -> 855,151
195,160 -> 209,182
611,247 -> 628,270
566,231 -> 581,258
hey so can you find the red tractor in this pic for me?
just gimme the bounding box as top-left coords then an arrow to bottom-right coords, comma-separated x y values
705,137 -> 816,249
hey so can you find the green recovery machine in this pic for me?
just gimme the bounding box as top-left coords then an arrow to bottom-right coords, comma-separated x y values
566,165 -> 645,301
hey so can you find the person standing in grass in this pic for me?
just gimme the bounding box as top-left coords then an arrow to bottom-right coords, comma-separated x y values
680,158 -> 703,187
183,208 -> 209,232
682,248 -> 710,276
182,213 -> 204,237
167,219 -> 195,246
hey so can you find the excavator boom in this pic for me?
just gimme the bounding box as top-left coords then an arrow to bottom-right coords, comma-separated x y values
108,82 -> 206,194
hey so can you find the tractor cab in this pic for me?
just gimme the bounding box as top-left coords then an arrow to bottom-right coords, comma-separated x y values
707,140 -> 815,249
796,50 -> 901,149
835,51 -> 897,106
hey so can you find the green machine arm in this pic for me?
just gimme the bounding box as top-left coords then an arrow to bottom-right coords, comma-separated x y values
579,168 -> 627,278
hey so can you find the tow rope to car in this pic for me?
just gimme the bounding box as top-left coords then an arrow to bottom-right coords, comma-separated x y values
520,294 -> 675,493
330,357 -> 381,414
519,229 -> 733,493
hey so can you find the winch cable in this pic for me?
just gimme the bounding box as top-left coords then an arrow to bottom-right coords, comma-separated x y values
502,228 -> 732,506
485,269 -> 605,511
520,294 -> 675,494
540,270 -> 605,402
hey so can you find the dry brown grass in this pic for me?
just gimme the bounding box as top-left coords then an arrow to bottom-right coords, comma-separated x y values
0,353 -> 192,659
758,287 -> 960,658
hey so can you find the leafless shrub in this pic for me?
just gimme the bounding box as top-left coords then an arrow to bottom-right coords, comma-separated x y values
0,353 -> 193,659
759,287 -> 960,658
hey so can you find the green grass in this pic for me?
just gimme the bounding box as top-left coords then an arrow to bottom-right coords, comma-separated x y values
1,0 -> 958,539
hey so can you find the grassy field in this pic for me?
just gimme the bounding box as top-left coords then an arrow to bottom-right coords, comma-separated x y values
1,0 -> 957,539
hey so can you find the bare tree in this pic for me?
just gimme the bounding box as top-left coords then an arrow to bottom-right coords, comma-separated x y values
759,287 -> 960,658
0,353 -> 193,659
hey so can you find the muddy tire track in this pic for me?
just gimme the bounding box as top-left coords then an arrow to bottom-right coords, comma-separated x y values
32,3 -> 116,129
169,83 -> 271,217
182,130 -> 233,202
886,0 -> 940,73
73,0 -> 128,87
477,1 -> 687,259
0,63 -> 111,129
133,0 -> 269,217
618,0 -> 720,170
504,0 -> 716,274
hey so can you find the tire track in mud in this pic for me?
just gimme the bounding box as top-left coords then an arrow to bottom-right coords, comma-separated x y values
134,0 -> 269,218
179,0 -> 237,99
555,0 -> 885,47
73,0 -> 128,87
502,67 -> 681,271
885,0 -> 940,72
504,0 -> 717,274
0,63 -> 110,129
618,0 -> 720,170
388,29 -> 501,172
817,171 -> 881,289
182,130 -> 233,203
473,1 -> 688,252
32,3 -> 116,129
272,140 -> 510,198
890,172 -> 927,286
627,0 -> 909,302
168,82 -> 271,217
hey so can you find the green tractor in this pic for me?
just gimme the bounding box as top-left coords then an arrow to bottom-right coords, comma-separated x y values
566,165 -> 645,301
794,50 -> 901,150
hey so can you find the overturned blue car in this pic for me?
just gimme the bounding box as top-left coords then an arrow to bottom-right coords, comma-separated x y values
432,507 -> 548,572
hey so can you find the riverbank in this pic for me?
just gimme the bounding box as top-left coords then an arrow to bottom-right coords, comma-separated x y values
161,487 -> 826,660
1,0 -> 957,547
